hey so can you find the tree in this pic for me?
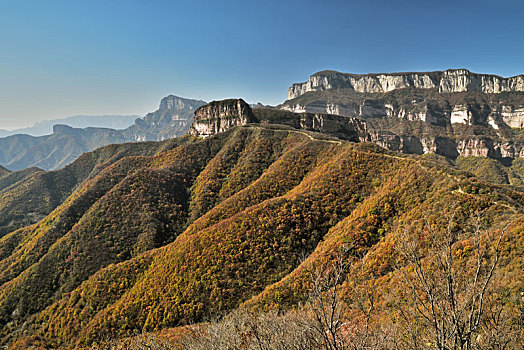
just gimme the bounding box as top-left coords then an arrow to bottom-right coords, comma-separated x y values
394,212 -> 514,350
306,253 -> 350,350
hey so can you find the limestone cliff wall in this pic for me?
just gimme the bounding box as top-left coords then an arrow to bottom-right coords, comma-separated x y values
289,69 -> 524,99
368,132 -> 524,159
192,99 -> 523,160
190,99 -> 256,137
282,99 -> 524,130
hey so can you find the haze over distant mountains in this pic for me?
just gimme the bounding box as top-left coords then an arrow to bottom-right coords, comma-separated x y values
0,115 -> 139,138
0,96 -> 206,171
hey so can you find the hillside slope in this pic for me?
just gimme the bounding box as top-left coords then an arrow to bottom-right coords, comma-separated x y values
0,137 -> 196,237
0,124 -> 520,348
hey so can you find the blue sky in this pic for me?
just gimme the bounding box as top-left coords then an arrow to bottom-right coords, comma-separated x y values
0,0 -> 523,129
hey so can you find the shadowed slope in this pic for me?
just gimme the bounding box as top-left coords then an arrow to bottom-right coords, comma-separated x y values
0,137 -> 196,237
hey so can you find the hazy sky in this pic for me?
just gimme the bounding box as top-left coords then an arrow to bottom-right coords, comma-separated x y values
1,0 -> 523,129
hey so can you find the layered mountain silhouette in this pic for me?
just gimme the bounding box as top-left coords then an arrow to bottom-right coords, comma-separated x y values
0,96 -> 205,171
0,115 -> 138,138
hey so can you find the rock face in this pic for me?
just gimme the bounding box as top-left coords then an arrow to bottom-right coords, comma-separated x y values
281,112 -> 367,142
126,95 -> 206,141
279,70 -> 524,160
282,98 -> 524,129
191,96 -> 524,160
501,106 -> 524,128
190,99 -> 257,137
190,100 -> 369,142
288,69 -> 524,100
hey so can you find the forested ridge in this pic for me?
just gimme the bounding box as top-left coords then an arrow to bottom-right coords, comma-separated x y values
0,125 -> 521,349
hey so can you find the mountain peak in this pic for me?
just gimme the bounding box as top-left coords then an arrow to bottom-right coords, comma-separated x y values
159,95 -> 206,111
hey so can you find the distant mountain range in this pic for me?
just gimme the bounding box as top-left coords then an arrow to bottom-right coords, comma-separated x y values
0,115 -> 139,137
0,96 -> 206,171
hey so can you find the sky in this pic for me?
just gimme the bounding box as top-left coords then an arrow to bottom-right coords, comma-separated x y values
0,0 -> 523,129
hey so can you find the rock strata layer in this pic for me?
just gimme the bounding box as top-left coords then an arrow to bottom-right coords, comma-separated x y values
277,70 -> 524,160
190,99 -> 257,137
289,69 -> 524,99
192,95 -> 524,160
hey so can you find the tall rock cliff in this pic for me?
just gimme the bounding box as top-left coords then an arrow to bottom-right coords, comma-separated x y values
288,69 -> 524,99
281,70 -> 524,160
190,99 -> 257,137
190,99 -> 369,142
191,96 -> 524,160
126,95 -> 206,141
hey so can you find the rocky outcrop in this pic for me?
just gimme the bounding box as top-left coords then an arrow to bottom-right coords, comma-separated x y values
189,68 -> 524,162
282,99 -> 512,128
500,106 -> 524,128
125,95 -> 206,141
256,109 -> 368,142
457,138 -> 524,158
293,113 -> 367,142
367,133 -> 524,160
190,101 -> 369,142
288,69 -> 524,99
368,132 -> 425,155
190,99 -> 257,137
192,98 -> 524,161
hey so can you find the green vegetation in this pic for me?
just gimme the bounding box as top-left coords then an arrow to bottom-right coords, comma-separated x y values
456,156 -> 524,186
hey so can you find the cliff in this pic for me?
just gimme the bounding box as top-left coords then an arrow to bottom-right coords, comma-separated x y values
280,71 -> 524,160
288,69 -> 524,99
190,100 -> 369,142
253,108 -> 368,142
125,95 -> 206,141
282,92 -> 524,130
190,99 -> 257,137
191,96 -> 523,160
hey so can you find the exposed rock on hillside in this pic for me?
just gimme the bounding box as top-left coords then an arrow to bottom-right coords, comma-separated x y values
280,71 -> 524,160
190,100 -> 368,142
253,108 -> 368,142
126,95 -> 206,141
288,69 -> 524,99
191,97 -> 523,160
190,99 -> 257,137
